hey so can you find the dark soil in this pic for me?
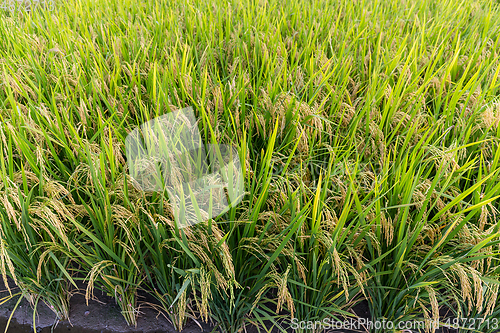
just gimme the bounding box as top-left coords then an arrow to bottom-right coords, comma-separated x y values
0,278 -> 460,333
0,277 -> 214,333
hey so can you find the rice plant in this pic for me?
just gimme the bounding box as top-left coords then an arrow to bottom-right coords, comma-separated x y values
0,0 -> 500,332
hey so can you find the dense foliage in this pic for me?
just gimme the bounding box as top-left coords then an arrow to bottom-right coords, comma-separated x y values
1,0 -> 500,331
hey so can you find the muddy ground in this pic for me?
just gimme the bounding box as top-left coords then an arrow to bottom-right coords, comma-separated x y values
0,278 -> 459,333
0,282 -> 369,333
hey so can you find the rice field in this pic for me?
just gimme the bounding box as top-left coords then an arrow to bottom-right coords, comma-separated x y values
0,0 -> 500,331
